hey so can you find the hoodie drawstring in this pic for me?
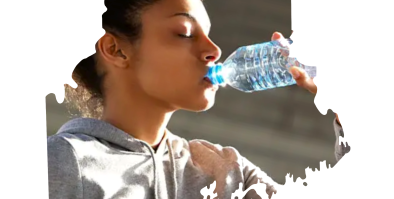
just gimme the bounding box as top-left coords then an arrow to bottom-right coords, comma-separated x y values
139,140 -> 178,199
140,141 -> 159,199
166,139 -> 178,199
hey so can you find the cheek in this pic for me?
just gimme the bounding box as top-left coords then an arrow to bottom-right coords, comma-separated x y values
139,48 -> 196,84
138,65 -> 170,89
136,58 -> 188,95
134,43 -> 205,103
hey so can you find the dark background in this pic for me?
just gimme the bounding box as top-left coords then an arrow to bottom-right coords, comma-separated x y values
46,0 -> 337,184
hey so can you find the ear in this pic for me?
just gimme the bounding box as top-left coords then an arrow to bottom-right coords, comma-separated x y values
97,33 -> 130,69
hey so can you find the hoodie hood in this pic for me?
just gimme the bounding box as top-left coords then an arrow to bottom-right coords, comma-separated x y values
57,117 -> 166,154
56,117 -> 180,199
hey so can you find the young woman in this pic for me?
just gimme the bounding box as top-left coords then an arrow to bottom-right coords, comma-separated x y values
47,0 -> 348,198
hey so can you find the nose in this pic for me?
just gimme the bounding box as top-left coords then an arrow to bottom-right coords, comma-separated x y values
201,38 -> 222,63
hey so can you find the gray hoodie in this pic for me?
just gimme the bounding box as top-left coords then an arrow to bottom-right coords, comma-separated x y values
47,117 -> 349,199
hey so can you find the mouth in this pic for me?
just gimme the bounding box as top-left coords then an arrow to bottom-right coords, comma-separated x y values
202,76 -> 218,91
203,77 -> 212,84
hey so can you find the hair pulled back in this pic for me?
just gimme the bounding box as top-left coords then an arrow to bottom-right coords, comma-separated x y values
65,0 -> 159,119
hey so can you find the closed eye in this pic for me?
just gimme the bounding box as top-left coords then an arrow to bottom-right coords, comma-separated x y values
178,34 -> 194,39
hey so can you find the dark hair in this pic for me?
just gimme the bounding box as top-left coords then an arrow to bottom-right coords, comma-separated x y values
65,0 -> 160,119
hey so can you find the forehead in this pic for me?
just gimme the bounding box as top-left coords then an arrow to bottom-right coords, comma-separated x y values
144,0 -> 211,28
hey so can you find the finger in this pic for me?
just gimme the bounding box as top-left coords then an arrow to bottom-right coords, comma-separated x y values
271,32 -> 284,41
289,66 -> 311,84
271,32 -> 290,58
289,66 -> 317,94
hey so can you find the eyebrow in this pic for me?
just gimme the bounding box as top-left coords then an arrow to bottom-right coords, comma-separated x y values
172,13 -> 197,22
171,12 -> 211,29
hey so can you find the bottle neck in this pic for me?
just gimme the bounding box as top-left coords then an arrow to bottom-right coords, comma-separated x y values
205,63 -> 225,85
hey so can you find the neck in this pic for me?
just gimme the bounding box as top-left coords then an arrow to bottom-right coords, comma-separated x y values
102,90 -> 175,148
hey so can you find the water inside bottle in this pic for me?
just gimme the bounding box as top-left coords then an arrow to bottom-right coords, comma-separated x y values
222,44 -> 296,92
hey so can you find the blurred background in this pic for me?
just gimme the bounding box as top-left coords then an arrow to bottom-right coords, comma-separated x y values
46,0 -> 338,184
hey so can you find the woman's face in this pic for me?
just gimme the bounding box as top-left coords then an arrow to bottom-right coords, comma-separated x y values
125,0 -> 222,112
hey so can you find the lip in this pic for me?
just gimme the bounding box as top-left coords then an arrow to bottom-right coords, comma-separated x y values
203,77 -> 212,84
202,77 -> 219,91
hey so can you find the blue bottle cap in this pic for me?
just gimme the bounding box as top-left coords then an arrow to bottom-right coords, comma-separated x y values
205,63 -> 225,85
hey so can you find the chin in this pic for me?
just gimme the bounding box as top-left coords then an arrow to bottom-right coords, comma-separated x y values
182,94 -> 216,112
197,98 -> 215,112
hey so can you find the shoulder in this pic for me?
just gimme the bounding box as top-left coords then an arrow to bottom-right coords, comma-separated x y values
47,133 -> 83,170
48,131 -> 98,146
47,135 -> 84,198
48,132 -> 108,155
47,132 -> 103,171
47,133 -> 78,157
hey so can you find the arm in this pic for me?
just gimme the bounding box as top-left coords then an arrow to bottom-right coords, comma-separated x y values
47,136 -> 83,199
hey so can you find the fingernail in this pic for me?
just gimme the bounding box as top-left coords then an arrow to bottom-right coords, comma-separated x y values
273,31 -> 280,36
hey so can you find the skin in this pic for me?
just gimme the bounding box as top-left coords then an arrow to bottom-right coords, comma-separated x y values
96,0 -> 340,149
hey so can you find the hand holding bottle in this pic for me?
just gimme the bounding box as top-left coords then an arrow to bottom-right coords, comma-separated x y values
287,57 -> 341,125
271,31 -> 341,125
270,31 -> 317,94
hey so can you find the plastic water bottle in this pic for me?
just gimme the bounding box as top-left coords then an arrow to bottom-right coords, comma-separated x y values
204,39 -> 316,93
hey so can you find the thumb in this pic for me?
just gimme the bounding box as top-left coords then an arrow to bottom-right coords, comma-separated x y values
290,66 -> 310,83
289,66 -> 317,94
